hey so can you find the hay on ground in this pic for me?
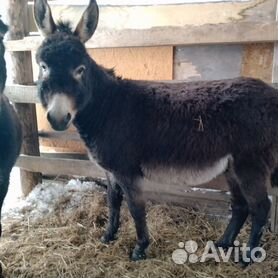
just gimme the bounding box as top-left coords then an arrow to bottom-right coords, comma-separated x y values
0,189 -> 277,278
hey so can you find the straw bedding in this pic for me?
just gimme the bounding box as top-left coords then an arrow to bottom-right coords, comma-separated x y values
0,187 -> 277,278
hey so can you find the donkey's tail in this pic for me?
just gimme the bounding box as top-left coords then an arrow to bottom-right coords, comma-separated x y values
271,168 -> 278,187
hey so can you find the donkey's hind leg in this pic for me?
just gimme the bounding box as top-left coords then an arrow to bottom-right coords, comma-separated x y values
234,156 -> 271,263
216,162 -> 249,248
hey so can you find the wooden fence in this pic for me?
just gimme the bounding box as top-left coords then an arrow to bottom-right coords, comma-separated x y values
4,0 -> 278,231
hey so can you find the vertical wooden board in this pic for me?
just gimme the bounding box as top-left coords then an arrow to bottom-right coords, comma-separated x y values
35,46 -> 173,152
241,43 -> 274,82
174,45 -> 243,81
7,0 -> 42,196
271,188 -> 278,233
88,46 -> 173,80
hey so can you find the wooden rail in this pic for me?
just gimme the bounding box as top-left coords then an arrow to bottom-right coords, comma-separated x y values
5,21 -> 278,52
16,155 -> 105,178
5,82 -> 278,104
15,154 -> 230,216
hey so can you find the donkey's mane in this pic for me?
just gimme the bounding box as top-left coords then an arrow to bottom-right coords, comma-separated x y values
54,21 -> 120,80
56,21 -> 74,35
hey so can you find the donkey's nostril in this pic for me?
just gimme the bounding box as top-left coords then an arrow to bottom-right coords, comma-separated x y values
47,112 -> 52,123
47,111 -> 71,131
65,113 -> 71,123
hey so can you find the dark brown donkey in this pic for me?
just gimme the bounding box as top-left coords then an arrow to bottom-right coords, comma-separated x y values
34,0 -> 278,263
0,19 -> 22,236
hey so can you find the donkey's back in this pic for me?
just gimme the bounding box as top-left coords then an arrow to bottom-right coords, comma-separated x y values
109,77 -> 278,168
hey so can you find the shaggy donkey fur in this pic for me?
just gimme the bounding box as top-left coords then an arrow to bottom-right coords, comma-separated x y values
0,19 -> 22,236
34,0 -> 278,263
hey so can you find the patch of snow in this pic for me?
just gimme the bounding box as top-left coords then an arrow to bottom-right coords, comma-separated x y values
2,167 -> 22,218
2,170 -> 103,221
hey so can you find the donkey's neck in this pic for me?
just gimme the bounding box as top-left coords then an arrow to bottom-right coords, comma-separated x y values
73,61 -> 120,145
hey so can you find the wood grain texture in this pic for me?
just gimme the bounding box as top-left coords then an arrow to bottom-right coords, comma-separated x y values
89,47 -> 173,80
6,21 -> 278,52
27,0 -> 276,31
7,0 -> 42,196
241,43 -> 274,82
4,85 -> 39,103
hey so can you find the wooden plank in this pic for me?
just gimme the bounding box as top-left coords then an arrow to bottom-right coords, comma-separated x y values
15,154 -> 230,215
16,155 -> 106,178
241,43 -> 274,82
7,0 -> 42,196
15,154 -> 230,203
143,179 -> 230,203
89,47 -> 173,80
271,188 -> 278,233
5,21 -> 278,52
144,190 -> 230,217
40,152 -> 88,160
174,45 -> 243,81
27,1 -> 276,33
5,82 -> 278,104
38,131 -> 82,142
4,85 -> 39,103
271,1 -> 278,234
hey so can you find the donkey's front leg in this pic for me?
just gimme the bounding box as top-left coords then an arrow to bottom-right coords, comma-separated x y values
117,175 -> 150,261
101,178 -> 123,244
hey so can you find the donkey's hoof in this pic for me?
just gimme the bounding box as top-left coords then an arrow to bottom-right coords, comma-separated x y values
238,258 -> 253,268
131,248 -> 147,261
215,239 -> 233,250
238,250 -> 256,268
100,233 -> 115,244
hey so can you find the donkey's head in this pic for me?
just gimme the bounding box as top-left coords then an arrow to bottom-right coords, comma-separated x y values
34,0 -> 99,131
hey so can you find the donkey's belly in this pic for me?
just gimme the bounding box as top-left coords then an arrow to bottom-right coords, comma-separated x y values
142,155 -> 230,186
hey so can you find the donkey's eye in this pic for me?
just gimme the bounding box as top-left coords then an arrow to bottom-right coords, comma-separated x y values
40,62 -> 48,72
73,65 -> 86,80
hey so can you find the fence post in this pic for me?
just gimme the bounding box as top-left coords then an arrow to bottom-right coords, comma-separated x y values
7,0 -> 42,196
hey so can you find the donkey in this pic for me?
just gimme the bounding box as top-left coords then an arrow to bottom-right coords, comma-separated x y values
0,19 -> 22,237
34,0 -> 278,263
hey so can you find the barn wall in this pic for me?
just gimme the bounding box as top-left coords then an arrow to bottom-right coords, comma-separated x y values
174,43 -> 274,82
27,0 -> 276,31
31,0 -> 276,191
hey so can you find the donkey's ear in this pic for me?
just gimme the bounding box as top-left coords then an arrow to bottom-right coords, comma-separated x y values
0,19 -> 8,38
74,0 -> 99,43
34,0 -> 56,37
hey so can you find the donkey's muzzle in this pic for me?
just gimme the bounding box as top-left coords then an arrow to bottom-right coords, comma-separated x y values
47,111 -> 71,131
